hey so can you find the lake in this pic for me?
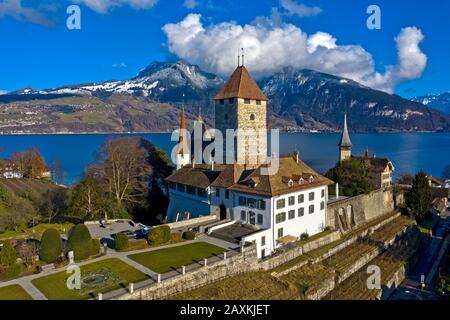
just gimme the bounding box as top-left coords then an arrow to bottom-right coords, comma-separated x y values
0,132 -> 449,185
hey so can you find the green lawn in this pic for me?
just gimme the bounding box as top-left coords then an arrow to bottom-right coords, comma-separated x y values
0,285 -> 32,300
128,242 -> 226,274
31,258 -> 148,300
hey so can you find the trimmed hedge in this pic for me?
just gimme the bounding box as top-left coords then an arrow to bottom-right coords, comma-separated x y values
91,239 -> 101,256
115,233 -> 129,251
39,228 -> 62,263
68,224 -> 93,261
182,230 -> 196,240
147,225 -> 170,246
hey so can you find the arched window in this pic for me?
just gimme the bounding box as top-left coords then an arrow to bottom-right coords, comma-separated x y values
250,114 -> 255,121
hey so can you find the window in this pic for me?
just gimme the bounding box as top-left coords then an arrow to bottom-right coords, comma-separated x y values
240,210 -> 246,221
177,183 -> 185,192
276,212 -> 286,224
277,228 -> 284,239
224,114 -> 228,120
257,214 -> 263,225
261,236 -> 266,246
244,98 -> 251,104
229,98 -> 234,104
250,114 -> 255,120
219,99 -> 224,105
197,188 -> 207,198
168,182 -> 176,190
299,178 -> 304,185
249,211 -> 256,225
288,210 -> 295,220
321,189 -> 325,198
215,188 -> 220,197
298,207 -> 304,217
309,205 -> 314,214
320,201 -> 325,210
256,100 -> 261,105
261,249 -> 266,259
309,192 -> 315,201
258,199 -> 266,210
239,197 -> 247,206
187,186 -> 196,195
276,198 -> 285,209
247,198 -> 256,208
288,196 -> 295,206
298,194 -> 304,203
225,190 -> 230,199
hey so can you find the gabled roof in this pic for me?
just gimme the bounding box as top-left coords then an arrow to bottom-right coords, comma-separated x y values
213,66 -> 267,101
338,113 -> 352,148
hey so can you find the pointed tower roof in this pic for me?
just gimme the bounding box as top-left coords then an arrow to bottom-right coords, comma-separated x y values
338,113 -> 352,148
213,66 -> 267,101
177,109 -> 189,154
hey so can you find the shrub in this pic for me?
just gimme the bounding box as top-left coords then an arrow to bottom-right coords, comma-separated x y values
115,233 -> 129,251
323,226 -> 331,232
0,240 -> 17,266
147,225 -> 170,246
182,230 -> 196,240
68,224 -> 93,261
39,228 -> 62,263
300,232 -> 309,241
91,239 -> 101,256
4,263 -> 22,279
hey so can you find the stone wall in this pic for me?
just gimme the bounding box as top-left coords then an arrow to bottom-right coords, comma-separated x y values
327,188 -> 395,230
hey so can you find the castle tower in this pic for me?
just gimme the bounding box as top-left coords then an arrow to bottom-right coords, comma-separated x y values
176,108 -> 190,169
338,113 -> 352,162
213,64 -> 267,166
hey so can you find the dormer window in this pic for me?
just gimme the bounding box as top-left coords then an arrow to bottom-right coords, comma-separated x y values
309,176 -> 314,183
287,179 -> 293,188
299,178 -> 304,185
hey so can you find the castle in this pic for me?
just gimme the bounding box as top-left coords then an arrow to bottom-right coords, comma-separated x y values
166,62 -> 333,258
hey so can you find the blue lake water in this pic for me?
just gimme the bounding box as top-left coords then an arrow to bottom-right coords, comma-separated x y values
0,132 -> 449,185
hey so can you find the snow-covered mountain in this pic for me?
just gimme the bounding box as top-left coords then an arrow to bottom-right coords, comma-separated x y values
412,92 -> 450,115
2,61 -> 450,133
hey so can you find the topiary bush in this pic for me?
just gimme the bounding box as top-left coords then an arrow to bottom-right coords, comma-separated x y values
147,225 -> 170,246
0,240 -> 17,266
114,233 -> 129,251
39,228 -> 62,263
91,239 -> 101,256
68,224 -> 93,261
182,230 -> 196,240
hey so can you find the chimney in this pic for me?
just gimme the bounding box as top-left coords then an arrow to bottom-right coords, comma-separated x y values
211,160 -> 215,171
192,157 -> 196,169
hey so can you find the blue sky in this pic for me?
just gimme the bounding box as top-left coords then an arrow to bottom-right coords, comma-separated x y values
0,0 -> 449,97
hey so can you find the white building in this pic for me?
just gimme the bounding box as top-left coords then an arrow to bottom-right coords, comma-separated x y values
166,62 -> 333,258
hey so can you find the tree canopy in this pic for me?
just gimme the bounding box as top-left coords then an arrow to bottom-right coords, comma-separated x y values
405,170 -> 433,220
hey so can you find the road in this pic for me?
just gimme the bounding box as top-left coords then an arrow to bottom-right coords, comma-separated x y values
388,213 -> 449,300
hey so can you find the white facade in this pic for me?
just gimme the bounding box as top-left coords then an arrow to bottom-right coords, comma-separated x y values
205,184 -> 328,259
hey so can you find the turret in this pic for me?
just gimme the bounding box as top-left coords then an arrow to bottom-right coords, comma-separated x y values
338,113 -> 352,162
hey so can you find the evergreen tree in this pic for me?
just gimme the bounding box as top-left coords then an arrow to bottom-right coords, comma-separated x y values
325,158 -> 372,197
0,240 -> 17,266
405,170 -> 433,219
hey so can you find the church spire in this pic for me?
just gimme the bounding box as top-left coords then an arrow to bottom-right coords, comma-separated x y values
338,113 -> 352,161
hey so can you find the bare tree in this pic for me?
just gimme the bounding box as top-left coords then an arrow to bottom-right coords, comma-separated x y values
50,158 -> 65,185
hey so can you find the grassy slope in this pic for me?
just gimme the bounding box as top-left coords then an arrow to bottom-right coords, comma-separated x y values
128,242 -> 225,273
0,285 -> 32,300
31,258 -> 147,300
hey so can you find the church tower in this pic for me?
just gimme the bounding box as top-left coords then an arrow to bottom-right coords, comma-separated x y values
176,108 -> 190,170
338,113 -> 352,162
213,61 -> 268,166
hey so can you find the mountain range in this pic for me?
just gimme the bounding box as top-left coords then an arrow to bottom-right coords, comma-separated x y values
411,92 -> 450,115
0,61 -> 449,134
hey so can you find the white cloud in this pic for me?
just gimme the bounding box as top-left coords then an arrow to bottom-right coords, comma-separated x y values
112,62 -> 127,68
163,14 -> 427,93
73,0 -> 158,13
183,0 -> 199,9
279,0 -> 322,17
0,0 -> 54,27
